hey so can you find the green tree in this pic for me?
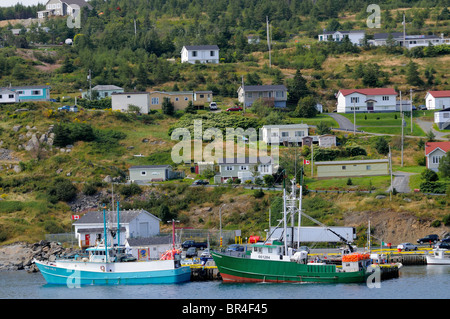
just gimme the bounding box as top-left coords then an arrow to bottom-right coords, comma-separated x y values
439,154 -> 450,178
374,136 -> 389,155
161,97 -> 174,116
406,61 -> 424,87
294,95 -> 318,118
316,121 -> 331,135
421,168 -> 439,182
287,69 -> 309,107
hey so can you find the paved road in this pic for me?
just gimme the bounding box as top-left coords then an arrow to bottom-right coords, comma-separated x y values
415,119 -> 448,140
327,113 -> 356,131
387,172 -> 416,193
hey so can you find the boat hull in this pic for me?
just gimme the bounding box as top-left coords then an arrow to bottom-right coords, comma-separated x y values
34,260 -> 191,285
211,252 -> 368,284
426,256 -> 450,265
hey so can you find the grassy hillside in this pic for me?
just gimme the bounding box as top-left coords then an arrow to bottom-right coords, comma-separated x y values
0,2 -> 450,245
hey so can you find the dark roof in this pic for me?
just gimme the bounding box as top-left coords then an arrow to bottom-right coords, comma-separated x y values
240,85 -> 287,92
111,92 -> 148,95
373,32 -> 403,40
437,108 -> 450,112
129,165 -> 172,169
218,156 -> 273,165
63,0 -> 93,9
183,45 -> 219,50
74,209 -> 160,225
322,30 -> 365,35
6,85 -> 51,90
127,236 -> 172,246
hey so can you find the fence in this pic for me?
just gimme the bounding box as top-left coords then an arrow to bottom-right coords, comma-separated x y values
45,233 -> 77,246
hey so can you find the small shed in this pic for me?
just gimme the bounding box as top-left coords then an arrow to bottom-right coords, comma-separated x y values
129,165 -> 180,182
302,136 -> 313,147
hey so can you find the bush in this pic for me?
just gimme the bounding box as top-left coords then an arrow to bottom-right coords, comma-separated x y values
420,181 -> 447,194
253,188 -> 265,198
46,178 -> 77,202
421,169 -> 439,182
119,183 -> 142,198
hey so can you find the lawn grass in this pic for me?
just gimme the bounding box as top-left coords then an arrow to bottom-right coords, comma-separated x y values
289,114 -> 338,128
341,112 -> 426,136
305,175 -> 391,191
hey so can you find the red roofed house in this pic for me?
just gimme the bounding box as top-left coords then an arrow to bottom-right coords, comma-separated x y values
425,91 -> 450,110
425,141 -> 450,172
336,88 -> 397,113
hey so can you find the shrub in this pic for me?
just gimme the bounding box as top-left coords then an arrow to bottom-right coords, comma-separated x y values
46,178 -> 77,202
119,183 -> 142,198
253,188 -> 265,198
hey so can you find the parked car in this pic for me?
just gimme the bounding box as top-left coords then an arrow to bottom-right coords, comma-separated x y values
418,105 -> 427,110
58,105 -> 78,112
397,243 -> 418,251
226,106 -> 243,112
227,244 -> 244,252
209,102 -> 218,110
200,249 -> 211,258
181,240 -> 208,249
417,234 -> 439,244
192,180 -> 209,185
185,247 -> 197,258
441,237 -> 450,243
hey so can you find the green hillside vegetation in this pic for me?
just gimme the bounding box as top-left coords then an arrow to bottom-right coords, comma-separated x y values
0,0 -> 449,244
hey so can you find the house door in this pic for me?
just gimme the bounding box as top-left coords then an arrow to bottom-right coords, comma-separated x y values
367,101 -> 374,112
85,234 -> 90,246
139,222 -> 149,237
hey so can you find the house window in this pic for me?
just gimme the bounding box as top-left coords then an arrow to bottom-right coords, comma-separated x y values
366,165 -> 371,170
192,51 -> 197,57
342,166 -> 346,170
239,165 -> 248,171
225,166 -> 233,171
443,113 -> 450,118
382,96 -> 390,101
0,95 -> 2,99
295,131 -> 304,137
259,165 -> 270,173
8,94 -> 14,99
140,171 -> 147,176
127,96 -> 131,98
432,156 -> 442,164
151,97 -> 159,105
17,91 -> 24,95
210,51 -> 215,56
175,97 -> 179,101
350,97 -> 359,103
199,94 -> 204,98
281,132 -> 289,137
184,97 -> 188,101
247,92 -> 252,98
276,91 -> 284,98
32,90 -> 41,95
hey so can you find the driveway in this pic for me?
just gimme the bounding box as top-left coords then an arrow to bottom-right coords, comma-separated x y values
415,119 -> 448,140
387,172 -> 415,193
327,113 -> 359,131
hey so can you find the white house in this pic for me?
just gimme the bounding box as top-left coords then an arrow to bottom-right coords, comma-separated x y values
0,88 -> 18,104
82,85 -> 124,99
37,0 -> 92,19
261,124 -> 309,145
215,156 -> 274,184
336,88 -> 397,113
73,209 -> 161,249
111,92 -> 150,114
180,45 -> 220,64
237,85 -> 288,108
435,108 -> 450,130
425,142 -> 450,172
370,32 -> 450,49
425,91 -> 450,110
318,30 -> 365,45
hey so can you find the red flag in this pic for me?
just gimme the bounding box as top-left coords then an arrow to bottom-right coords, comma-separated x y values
71,215 -> 80,220
303,159 -> 310,165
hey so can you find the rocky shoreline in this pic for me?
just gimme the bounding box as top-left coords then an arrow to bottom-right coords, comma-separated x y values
0,241 -> 81,272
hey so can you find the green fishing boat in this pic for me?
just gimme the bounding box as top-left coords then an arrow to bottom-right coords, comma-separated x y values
212,179 -> 373,284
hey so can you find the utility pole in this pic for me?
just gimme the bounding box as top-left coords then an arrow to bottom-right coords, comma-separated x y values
401,112 -> 404,167
389,145 -> 393,201
353,101 -> 356,134
266,16 -> 271,68
410,88 -> 413,134
88,69 -> 92,101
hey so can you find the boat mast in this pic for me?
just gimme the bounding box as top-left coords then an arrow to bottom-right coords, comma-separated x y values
117,201 -> 120,247
103,205 -> 108,262
283,188 -> 287,254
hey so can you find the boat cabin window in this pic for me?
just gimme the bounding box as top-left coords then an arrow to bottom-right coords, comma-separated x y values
268,248 -> 273,253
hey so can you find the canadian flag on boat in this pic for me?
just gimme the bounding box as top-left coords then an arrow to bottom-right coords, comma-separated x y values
71,215 -> 80,220
303,160 -> 310,165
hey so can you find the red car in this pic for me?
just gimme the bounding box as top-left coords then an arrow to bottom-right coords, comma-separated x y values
226,106 -> 243,112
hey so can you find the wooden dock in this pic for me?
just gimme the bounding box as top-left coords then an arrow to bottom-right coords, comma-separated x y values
189,264 -> 220,281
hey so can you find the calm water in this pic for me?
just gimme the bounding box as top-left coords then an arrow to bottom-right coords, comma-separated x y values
0,265 -> 449,300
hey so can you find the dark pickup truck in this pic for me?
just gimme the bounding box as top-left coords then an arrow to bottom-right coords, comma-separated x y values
182,240 -> 208,249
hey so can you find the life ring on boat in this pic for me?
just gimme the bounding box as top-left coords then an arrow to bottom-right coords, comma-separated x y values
100,266 -> 105,272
